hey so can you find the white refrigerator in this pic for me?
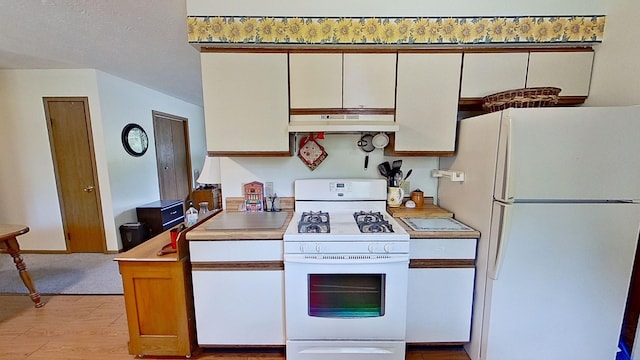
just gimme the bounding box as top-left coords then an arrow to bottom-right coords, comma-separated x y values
437,106 -> 640,360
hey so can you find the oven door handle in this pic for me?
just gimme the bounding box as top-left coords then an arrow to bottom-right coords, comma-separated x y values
284,254 -> 409,265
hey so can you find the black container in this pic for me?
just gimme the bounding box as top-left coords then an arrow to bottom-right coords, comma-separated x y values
119,222 -> 151,251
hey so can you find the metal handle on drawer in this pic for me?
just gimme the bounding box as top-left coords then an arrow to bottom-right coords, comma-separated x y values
170,210 -> 177,215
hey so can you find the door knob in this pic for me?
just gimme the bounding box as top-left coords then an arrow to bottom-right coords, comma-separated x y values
83,186 -> 95,193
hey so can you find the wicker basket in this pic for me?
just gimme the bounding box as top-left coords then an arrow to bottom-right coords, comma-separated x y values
482,87 -> 561,112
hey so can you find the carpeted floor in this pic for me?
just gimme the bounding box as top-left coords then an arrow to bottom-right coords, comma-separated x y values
0,253 -> 123,295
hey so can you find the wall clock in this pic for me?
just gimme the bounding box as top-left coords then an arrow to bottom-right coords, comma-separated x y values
121,123 -> 149,157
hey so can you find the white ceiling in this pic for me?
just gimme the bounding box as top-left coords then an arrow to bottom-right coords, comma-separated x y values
0,0 -> 203,106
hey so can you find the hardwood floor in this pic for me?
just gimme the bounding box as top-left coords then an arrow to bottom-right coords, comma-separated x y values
0,294 -> 470,360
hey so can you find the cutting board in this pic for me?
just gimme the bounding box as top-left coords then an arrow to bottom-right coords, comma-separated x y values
387,204 -> 453,218
206,212 -> 288,230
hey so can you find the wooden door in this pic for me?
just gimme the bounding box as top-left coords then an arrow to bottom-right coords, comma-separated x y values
152,111 -> 192,201
43,97 -> 106,253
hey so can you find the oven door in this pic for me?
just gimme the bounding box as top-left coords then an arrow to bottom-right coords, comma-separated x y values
284,254 -> 409,340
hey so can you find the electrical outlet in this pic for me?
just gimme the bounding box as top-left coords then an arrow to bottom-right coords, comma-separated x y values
402,181 -> 410,196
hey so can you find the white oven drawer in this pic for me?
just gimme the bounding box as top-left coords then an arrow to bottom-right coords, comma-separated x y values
189,240 -> 283,262
409,238 -> 477,260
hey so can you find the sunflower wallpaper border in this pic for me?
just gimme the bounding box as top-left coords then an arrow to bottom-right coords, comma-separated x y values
187,15 -> 605,45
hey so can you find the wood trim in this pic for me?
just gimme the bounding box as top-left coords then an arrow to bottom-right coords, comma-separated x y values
462,46 -> 593,54
407,342 -> 466,346
290,108 -> 395,115
207,150 -> 293,157
199,45 -> 593,53
192,261 -> 284,271
409,259 -> 475,268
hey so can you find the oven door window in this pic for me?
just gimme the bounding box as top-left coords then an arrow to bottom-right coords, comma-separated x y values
308,274 -> 385,318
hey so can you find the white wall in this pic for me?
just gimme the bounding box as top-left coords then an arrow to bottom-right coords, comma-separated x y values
220,134 -> 438,204
0,69 -> 102,251
95,71 -> 206,251
187,0 -> 606,17
586,0 -> 640,106
0,69 -> 205,252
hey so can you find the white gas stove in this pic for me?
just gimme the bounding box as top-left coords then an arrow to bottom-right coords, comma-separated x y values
284,179 -> 410,360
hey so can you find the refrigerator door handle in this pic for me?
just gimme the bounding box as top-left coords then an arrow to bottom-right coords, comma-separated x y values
489,201 -> 513,280
495,116 -> 515,203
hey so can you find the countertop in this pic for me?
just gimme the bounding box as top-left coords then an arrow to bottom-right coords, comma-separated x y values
185,207 -> 478,240
186,211 -> 294,241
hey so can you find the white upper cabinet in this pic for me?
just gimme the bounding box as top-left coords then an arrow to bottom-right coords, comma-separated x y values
289,53 -> 342,109
201,52 -> 290,154
526,51 -> 594,96
460,50 -> 594,98
460,52 -> 529,98
343,53 -> 397,109
394,53 -> 462,153
288,53 -> 397,110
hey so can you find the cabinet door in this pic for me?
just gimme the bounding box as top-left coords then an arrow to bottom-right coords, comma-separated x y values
192,269 -> 285,345
395,53 -> 462,152
526,51 -> 594,96
289,53 -> 343,109
343,53 -> 397,109
460,52 -> 529,98
201,52 -> 289,153
120,261 -> 194,357
406,268 -> 475,343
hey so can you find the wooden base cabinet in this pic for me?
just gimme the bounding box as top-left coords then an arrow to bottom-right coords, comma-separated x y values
116,233 -> 197,358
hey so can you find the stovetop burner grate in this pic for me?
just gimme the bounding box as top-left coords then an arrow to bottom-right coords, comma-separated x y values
353,211 -> 394,233
298,211 -> 330,233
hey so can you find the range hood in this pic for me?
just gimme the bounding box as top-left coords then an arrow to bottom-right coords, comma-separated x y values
288,114 -> 399,133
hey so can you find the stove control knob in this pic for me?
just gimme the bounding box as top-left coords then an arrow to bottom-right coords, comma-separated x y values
368,244 -> 375,253
384,244 -> 392,253
299,244 -> 305,253
315,244 -> 322,253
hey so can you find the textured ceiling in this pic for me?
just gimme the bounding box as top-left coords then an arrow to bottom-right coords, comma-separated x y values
0,0 -> 203,106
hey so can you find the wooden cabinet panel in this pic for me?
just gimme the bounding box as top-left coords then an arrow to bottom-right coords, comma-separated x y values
460,52 -> 529,98
289,53 -> 343,109
343,53 -> 397,109
393,53 -> 462,153
201,52 -> 290,154
526,51 -> 594,96
117,240 -> 197,358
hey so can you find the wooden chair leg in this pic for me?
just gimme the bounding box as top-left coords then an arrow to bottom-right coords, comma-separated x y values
6,238 -> 45,308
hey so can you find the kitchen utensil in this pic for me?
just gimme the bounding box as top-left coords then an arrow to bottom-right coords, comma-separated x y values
372,132 -> 389,149
392,159 -> 402,171
357,134 -> 375,169
399,169 -> 413,189
394,170 -> 403,187
378,163 -> 389,178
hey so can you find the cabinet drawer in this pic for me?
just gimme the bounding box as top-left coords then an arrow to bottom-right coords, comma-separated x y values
410,238 -> 477,260
161,203 -> 184,224
190,240 -> 283,262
